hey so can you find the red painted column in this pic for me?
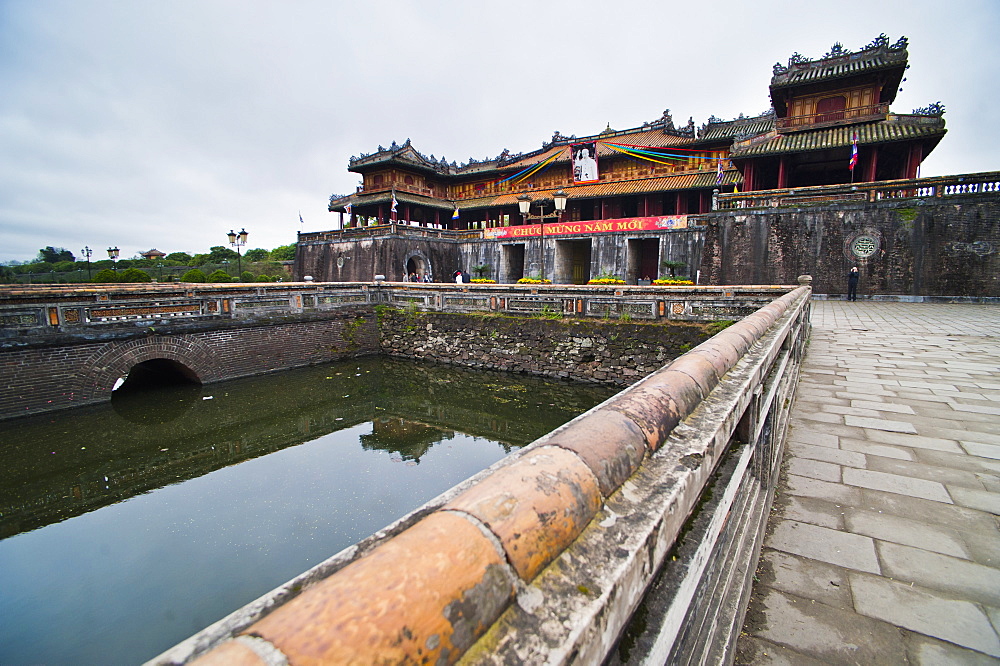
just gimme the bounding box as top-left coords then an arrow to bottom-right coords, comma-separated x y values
865,148 -> 878,182
777,156 -> 788,189
906,144 -> 923,179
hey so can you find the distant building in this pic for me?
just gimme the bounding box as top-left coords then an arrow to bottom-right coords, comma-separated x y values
300,36 -> 957,289
140,249 -> 167,261
328,35 -> 943,230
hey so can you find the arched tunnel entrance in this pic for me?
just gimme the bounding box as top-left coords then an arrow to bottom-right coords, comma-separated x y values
111,358 -> 203,424
405,254 -> 431,281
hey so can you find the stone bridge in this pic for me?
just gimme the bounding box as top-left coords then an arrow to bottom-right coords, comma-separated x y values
0,281 -> 792,420
2,280 -> 810,663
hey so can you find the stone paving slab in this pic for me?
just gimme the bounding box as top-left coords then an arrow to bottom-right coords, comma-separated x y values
845,508 -> 970,559
851,573 -> 1000,657
842,467 -> 953,503
739,301 -> 1000,664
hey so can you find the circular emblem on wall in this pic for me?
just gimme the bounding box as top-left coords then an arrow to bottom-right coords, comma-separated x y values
844,229 -> 883,262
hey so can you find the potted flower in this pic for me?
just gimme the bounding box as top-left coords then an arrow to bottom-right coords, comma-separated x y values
587,272 -> 626,285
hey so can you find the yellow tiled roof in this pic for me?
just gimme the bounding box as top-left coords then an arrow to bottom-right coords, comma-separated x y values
730,117 -> 945,158
459,171 -> 741,210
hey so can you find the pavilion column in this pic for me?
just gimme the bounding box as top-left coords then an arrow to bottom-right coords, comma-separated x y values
865,148 -> 879,182
675,193 -> 686,215
906,144 -> 923,179
743,162 -> 754,192
777,156 -> 788,189
378,205 -> 385,225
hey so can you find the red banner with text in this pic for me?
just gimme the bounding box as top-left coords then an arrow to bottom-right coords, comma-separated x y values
484,215 -> 688,239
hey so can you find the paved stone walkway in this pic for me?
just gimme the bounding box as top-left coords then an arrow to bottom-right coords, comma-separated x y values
738,300 -> 1000,664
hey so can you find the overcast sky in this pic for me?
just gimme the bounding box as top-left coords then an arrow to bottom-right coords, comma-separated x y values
1,0 -> 997,263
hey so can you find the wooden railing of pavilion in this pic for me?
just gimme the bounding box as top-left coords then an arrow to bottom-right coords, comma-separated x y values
715,171 -> 1000,210
774,102 -> 889,131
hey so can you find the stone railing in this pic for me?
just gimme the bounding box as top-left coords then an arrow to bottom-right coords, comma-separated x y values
376,282 -> 792,323
0,282 -> 797,346
148,283 -> 812,665
715,171 -> 1000,210
0,283 -> 368,344
298,224 -> 483,243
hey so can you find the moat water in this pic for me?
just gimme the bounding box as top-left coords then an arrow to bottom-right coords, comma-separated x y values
0,356 -> 617,665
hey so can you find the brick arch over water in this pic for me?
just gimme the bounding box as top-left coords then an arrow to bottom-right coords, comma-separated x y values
74,335 -> 222,399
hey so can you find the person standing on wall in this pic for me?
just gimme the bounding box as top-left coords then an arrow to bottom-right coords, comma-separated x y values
847,266 -> 860,301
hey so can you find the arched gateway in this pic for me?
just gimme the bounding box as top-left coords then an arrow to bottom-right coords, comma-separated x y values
74,336 -> 218,399
403,250 -> 432,281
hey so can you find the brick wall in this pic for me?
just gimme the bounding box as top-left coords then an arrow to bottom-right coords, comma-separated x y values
377,309 -> 717,385
0,312 -> 378,420
700,196 -> 1000,298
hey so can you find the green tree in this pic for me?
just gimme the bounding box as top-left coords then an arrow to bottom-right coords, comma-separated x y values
18,261 -> 52,274
38,246 -> 74,263
166,252 -> 192,263
661,260 -> 687,278
206,269 -> 232,282
118,267 -> 153,283
53,260 -> 77,272
208,246 -> 239,263
180,268 -> 207,282
92,269 -> 119,283
240,270 -> 254,282
270,244 -> 296,261
244,248 -> 269,262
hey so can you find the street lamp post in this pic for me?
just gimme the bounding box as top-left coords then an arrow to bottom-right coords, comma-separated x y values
517,190 -> 567,282
107,246 -> 120,271
81,246 -> 93,280
227,228 -> 249,276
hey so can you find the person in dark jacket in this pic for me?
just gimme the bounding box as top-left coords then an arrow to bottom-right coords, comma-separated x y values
847,266 -> 860,301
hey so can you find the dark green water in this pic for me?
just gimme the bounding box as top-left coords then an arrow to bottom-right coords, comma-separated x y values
0,357 -> 616,665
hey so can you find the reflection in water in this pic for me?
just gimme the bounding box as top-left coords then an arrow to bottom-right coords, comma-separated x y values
361,418 -> 456,462
0,356 -> 616,665
111,381 -> 202,424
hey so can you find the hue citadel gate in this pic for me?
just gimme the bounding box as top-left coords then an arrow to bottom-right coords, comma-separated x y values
304,35 -> 996,300
3,34 -> 1000,664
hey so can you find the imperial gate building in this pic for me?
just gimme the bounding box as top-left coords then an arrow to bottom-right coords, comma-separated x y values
295,35 -> 986,296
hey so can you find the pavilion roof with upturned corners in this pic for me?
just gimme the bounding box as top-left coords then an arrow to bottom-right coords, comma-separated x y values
770,35 -> 908,92
729,114 -> 945,159
333,35 -> 943,209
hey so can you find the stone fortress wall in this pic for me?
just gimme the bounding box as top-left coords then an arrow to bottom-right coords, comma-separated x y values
298,173 -> 1000,300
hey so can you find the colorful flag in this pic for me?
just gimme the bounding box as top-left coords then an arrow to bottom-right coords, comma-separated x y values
716,158 -> 724,186
452,207 -> 459,220
849,132 -> 858,171
391,191 -> 398,214
299,212 -> 304,227
344,203 -> 352,216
